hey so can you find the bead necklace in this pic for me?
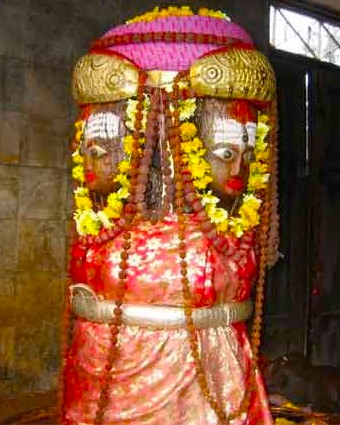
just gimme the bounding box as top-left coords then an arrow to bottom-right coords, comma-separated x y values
71,88 -> 270,241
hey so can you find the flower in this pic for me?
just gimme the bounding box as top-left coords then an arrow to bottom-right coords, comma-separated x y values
250,162 -> 268,174
179,108 -> 271,237
126,6 -> 229,24
75,210 -> 101,236
75,120 -> 85,132
107,193 -> 121,208
201,191 -> 219,206
181,137 -> 204,154
75,196 -> 93,211
71,90 -> 271,238
188,157 -> 211,179
193,175 -> 213,190
74,120 -> 85,143
206,204 -> 229,223
126,6 -> 194,24
179,99 -> 197,121
247,173 -> 269,191
198,7 -> 230,20
117,187 -> 130,200
123,134 -> 134,155
71,109 -> 144,236
118,160 -> 130,174
255,150 -> 269,162
74,187 -> 89,196
72,165 -> 85,183
97,211 -> 113,229
256,122 -> 270,145
125,97 -> 149,131
180,122 -> 198,141
114,173 -> 130,189
72,149 -> 83,164
103,204 -> 123,219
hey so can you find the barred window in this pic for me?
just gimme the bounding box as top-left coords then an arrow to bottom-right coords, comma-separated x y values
270,5 -> 340,67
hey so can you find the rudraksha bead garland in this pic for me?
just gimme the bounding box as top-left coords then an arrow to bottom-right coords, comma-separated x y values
160,96 -> 176,218
93,71 -> 147,425
170,74 -> 277,423
135,88 -> 159,220
68,69 -> 276,424
170,72 -> 234,424
246,105 -> 276,404
90,32 -> 245,52
266,100 -> 280,268
135,87 -> 176,222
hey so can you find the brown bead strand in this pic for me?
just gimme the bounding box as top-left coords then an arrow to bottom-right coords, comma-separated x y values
90,31 -> 239,52
207,133 -> 275,421
266,101 -> 280,268
228,108 -> 278,416
250,106 -> 277,354
136,89 -> 159,220
182,173 -> 220,242
93,71 -> 147,425
171,74 -> 233,424
160,97 -> 177,216
242,119 -> 275,413
251,104 -> 278,359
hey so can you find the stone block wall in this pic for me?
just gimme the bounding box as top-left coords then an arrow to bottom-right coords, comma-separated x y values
0,0 -> 268,398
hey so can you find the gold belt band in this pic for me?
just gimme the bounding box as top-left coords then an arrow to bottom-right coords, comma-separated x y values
70,284 -> 253,329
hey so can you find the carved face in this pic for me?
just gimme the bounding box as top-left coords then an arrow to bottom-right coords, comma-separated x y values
80,77 -> 258,211
197,98 -> 258,205
81,103 -> 127,194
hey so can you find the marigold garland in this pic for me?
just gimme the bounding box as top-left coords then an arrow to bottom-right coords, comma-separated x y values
71,97 -> 270,238
71,114 -> 138,236
71,97 -> 196,235
125,6 -> 230,25
177,106 -> 271,237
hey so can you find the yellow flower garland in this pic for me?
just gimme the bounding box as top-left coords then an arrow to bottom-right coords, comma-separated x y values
125,6 -> 229,25
71,114 -> 137,236
71,99 -> 270,238
178,109 -> 270,237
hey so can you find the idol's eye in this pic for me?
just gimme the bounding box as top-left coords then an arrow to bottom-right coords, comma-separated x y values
212,147 -> 236,162
88,144 -> 108,159
243,150 -> 255,163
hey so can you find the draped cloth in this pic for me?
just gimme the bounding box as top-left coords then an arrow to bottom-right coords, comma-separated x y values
61,215 -> 273,424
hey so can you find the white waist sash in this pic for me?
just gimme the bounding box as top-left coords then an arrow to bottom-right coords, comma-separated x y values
70,283 -> 253,329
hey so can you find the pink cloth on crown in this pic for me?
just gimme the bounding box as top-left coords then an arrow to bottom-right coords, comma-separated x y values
99,16 -> 254,71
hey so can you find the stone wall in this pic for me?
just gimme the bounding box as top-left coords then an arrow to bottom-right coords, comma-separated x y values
0,0 -> 268,398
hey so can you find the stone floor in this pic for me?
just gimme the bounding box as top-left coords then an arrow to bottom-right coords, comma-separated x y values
1,395 -> 340,425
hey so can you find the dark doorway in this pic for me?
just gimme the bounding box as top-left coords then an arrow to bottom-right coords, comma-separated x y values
263,50 -> 340,367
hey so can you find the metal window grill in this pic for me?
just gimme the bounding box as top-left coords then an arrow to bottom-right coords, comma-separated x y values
270,5 -> 340,67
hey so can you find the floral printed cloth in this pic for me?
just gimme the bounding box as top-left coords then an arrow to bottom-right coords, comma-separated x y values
62,215 -> 273,425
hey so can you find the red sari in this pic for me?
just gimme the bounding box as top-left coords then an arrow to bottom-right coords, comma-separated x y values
62,214 -> 273,425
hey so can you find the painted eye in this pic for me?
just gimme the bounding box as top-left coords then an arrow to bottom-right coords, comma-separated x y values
212,147 -> 235,161
89,145 -> 108,159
